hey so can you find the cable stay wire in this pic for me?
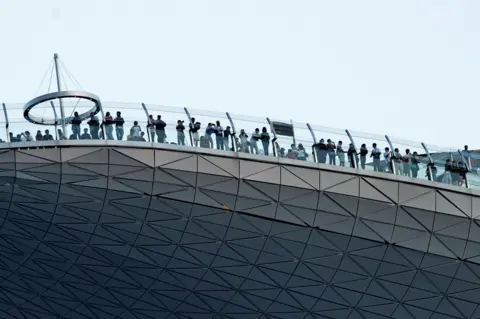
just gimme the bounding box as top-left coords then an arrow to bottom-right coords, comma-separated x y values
34,59 -> 54,97
59,58 -> 83,91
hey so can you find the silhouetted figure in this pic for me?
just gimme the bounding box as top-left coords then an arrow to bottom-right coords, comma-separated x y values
87,113 -> 100,139
115,111 -> 125,140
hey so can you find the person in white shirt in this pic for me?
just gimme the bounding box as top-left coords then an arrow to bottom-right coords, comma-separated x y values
384,147 -> 391,173
239,129 -> 249,153
393,148 -> 403,175
370,143 -> 382,172
250,128 -> 260,154
130,121 -> 142,141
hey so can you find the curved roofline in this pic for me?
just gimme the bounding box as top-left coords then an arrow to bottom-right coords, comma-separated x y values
4,139 -> 479,198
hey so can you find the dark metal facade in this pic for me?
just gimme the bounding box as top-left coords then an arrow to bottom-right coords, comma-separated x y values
0,144 -> 479,319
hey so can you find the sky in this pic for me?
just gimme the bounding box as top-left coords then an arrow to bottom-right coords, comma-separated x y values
0,0 -> 479,151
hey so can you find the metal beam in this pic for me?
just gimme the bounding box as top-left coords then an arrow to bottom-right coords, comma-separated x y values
225,112 -> 237,152
2,103 -> 9,143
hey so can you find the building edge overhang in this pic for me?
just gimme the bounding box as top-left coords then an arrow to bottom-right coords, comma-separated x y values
3,138 -> 479,198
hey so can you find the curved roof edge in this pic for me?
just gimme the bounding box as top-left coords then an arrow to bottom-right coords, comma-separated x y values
5,139 -> 480,199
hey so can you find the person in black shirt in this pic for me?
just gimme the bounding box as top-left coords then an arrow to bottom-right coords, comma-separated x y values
71,111 -> 82,140
359,144 -> 368,169
87,112 -> 100,139
155,115 -> 167,143
327,139 -> 336,165
411,151 -> 420,178
35,130 -> 43,141
314,139 -> 328,164
347,143 -> 358,168
224,126 -> 232,151
176,120 -> 186,145
43,129 -> 54,141
115,111 -> 125,140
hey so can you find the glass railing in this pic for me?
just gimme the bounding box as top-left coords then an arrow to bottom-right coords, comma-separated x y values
1,100 -> 477,191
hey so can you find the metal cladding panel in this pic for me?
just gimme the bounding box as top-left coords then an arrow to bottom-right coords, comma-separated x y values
0,145 -> 478,318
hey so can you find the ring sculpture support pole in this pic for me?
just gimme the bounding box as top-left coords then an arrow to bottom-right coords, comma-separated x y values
53,53 -> 67,138
50,101 -> 59,140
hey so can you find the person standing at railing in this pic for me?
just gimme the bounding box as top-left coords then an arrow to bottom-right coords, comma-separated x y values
130,121 -> 142,141
260,127 -> 270,156
71,112 -> 82,140
224,126 -> 232,151
204,123 -> 215,148
402,149 -> 411,177
411,152 -> 420,178
250,128 -> 260,154
43,129 -> 54,141
176,120 -> 186,145
239,129 -> 249,153
347,143 -> 358,168
155,115 -> 167,143
314,139 -> 327,164
297,144 -> 308,161
371,143 -> 382,172
337,141 -> 345,166
147,115 -> 155,142
80,128 -> 92,140
359,144 -> 368,169
115,112 -> 125,141
384,147 -> 391,173
393,148 -> 402,175
327,139 -> 336,165
87,113 -> 100,139
189,118 -> 201,147
214,121 -> 224,150
442,159 -> 453,184
103,112 -> 115,140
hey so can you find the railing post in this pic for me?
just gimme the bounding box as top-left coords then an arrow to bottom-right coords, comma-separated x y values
226,112 -> 237,152
50,101 -> 59,140
421,142 -> 434,182
266,117 -> 277,157
306,123 -> 317,163
345,129 -> 357,169
385,135 -> 396,175
2,103 -> 9,143
184,107 -> 194,147
290,119 -> 296,146
458,149 -> 470,189
141,103 -> 151,142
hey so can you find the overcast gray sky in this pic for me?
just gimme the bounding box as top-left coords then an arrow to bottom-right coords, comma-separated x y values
1,0 -> 479,151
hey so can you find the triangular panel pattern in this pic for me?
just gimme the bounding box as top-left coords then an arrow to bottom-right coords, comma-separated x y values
0,144 -> 478,319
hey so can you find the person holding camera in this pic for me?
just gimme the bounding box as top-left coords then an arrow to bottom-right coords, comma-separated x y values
214,120 -> 224,150
176,120 -> 186,145
250,128 -> 260,154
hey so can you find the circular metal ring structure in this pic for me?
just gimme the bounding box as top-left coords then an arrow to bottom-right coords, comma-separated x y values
23,91 -> 102,125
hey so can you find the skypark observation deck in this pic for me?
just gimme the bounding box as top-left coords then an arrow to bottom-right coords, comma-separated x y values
1,96 -> 478,192
0,95 -> 479,318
